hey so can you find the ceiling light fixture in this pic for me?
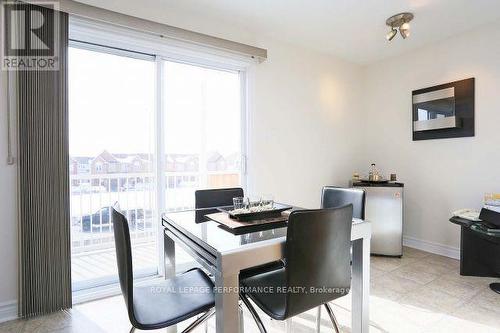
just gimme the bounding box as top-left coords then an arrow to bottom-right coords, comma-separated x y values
385,12 -> 414,41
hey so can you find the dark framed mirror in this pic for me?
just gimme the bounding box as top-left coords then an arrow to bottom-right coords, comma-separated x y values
412,78 -> 474,141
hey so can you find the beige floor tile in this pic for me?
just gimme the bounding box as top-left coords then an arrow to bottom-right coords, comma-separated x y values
371,273 -> 422,295
18,318 -> 48,333
450,302 -> 500,329
0,320 -> 24,333
45,326 -> 106,333
425,275 -> 484,300
401,259 -> 453,276
370,298 -> 444,333
468,288 -> 500,314
442,270 -> 497,286
370,267 -> 387,279
390,264 -> 439,285
402,247 -> 431,259
421,254 -> 460,270
370,282 -> 406,302
27,311 -> 74,332
371,255 -> 418,272
399,286 -> 466,313
427,312 -> 500,333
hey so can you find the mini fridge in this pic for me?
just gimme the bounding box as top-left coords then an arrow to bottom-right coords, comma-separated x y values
352,182 -> 404,257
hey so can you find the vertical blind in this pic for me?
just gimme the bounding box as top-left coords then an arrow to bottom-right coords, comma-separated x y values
15,4 -> 72,316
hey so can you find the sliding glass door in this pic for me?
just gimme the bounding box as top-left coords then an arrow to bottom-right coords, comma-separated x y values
162,61 -> 244,271
163,61 -> 243,211
69,44 -> 245,292
69,46 -> 157,291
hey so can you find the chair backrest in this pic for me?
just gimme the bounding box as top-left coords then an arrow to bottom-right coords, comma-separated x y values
195,187 -> 244,209
321,186 -> 366,219
284,205 -> 353,318
111,207 -> 137,325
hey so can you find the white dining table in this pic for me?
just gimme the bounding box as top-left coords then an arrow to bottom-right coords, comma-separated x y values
162,207 -> 371,333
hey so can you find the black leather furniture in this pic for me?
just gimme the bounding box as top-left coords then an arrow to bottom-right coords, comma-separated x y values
112,208 -> 215,332
322,186 -> 366,219
195,187 -> 244,208
240,205 -> 354,333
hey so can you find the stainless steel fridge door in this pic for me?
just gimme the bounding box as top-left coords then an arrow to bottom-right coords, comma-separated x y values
363,187 -> 403,256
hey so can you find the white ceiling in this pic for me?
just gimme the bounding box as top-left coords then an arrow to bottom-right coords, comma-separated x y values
74,0 -> 500,64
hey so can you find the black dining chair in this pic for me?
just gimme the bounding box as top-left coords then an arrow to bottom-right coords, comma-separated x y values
195,188 -> 284,278
195,187 -> 244,209
111,207 -> 215,332
322,186 -> 366,219
239,205 -> 353,333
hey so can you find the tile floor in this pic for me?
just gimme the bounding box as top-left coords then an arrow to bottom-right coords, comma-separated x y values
1,247 -> 499,333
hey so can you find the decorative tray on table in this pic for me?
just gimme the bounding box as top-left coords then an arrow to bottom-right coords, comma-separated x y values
358,179 -> 390,183
204,203 -> 294,235
217,203 -> 293,221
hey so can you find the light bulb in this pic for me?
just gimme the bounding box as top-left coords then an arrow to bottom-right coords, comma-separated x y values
400,22 -> 410,39
386,28 -> 397,41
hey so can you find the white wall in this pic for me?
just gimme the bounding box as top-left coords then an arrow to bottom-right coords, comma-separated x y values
362,22 -> 500,253
0,69 -> 18,314
247,39 -> 365,208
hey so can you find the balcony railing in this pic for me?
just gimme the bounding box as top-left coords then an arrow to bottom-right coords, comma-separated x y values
70,171 -> 239,254
70,170 -> 239,289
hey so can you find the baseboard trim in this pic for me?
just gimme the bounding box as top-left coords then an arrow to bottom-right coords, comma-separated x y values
403,235 -> 460,260
0,301 -> 18,323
